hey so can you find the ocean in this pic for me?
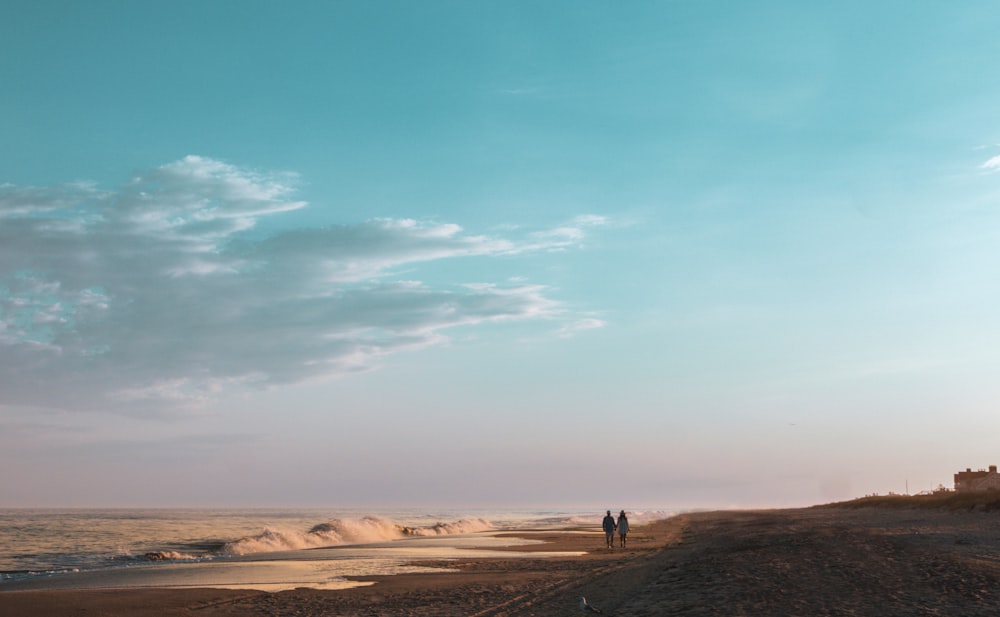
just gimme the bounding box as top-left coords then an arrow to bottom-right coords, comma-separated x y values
0,508 -> 671,592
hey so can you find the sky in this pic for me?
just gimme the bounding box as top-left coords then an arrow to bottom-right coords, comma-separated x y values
3,1 -> 1000,509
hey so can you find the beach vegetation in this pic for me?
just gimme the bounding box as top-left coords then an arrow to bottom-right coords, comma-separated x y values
821,489 -> 1000,512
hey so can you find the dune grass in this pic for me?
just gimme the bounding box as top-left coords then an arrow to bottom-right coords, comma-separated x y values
820,490 -> 1000,512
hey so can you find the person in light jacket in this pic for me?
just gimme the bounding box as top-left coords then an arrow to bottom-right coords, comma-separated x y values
617,510 -> 629,548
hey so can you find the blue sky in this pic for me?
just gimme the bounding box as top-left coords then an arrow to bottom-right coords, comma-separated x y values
3,1 -> 1000,508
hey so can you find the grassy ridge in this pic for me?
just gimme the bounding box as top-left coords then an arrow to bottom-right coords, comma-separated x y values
820,490 -> 1000,512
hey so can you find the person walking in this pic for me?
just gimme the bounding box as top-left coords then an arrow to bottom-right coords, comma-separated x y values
602,510 -> 616,549
617,510 -> 629,548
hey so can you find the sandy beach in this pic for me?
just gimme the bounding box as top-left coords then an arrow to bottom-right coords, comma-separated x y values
5,506 -> 1000,616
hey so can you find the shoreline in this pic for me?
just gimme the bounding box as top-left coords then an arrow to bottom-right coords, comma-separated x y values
0,518 -> 676,616
5,507 -> 1000,615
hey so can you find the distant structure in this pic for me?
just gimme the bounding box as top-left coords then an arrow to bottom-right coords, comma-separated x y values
954,465 -> 1000,492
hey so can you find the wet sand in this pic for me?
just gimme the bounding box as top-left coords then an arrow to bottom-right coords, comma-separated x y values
4,506 -> 1000,616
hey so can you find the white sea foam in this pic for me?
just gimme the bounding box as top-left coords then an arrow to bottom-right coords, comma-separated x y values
564,510 -> 674,527
141,550 -> 200,562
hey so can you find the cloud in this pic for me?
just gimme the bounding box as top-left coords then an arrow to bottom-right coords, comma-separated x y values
555,318 -> 607,338
980,155 -> 1000,172
527,214 -> 610,247
0,157 -> 603,413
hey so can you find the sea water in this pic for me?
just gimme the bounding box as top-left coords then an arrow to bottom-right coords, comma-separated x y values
0,508 -> 671,592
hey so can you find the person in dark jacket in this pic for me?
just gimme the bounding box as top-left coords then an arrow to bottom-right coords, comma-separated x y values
602,510 -> 616,548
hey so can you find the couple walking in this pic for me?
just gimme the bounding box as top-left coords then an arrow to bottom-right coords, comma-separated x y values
602,510 -> 629,548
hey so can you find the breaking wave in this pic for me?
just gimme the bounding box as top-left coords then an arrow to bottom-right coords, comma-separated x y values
221,516 -> 494,556
403,518 -> 495,536
141,550 -> 199,562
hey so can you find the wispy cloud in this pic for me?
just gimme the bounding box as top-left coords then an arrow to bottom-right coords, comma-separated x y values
980,154 -> 1000,173
528,214 -> 610,248
0,157 -> 604,413
555,318 -> 607,338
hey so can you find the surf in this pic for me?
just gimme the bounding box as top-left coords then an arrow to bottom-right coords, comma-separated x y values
220,515 -> 495,556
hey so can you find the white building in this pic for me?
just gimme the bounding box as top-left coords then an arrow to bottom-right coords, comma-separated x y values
954,465 -> 1000,492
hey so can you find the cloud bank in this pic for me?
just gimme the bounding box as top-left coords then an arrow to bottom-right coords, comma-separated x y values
0,156 -> 605,413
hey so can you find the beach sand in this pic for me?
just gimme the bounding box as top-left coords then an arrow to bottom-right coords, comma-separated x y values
4,506 -> 1000,616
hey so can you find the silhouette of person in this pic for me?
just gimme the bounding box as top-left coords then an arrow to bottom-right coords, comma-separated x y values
617,510 -> 629,548
602,510 -> 616,548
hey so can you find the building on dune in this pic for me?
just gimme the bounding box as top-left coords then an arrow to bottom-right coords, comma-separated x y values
954,465 -> 1000,492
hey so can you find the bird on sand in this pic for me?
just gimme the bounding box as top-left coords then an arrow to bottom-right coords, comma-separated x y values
579,596 -> 603,613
